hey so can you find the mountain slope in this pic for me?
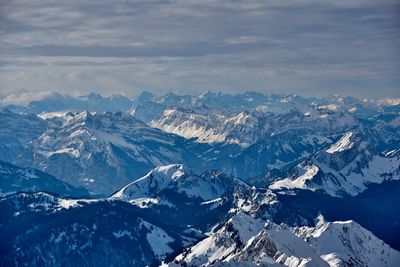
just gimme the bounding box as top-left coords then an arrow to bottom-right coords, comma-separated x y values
0,161 -> 89,197
111,164 -> 249,202
22,111 -> 207,195
0,166 -> 250,267
0,109 -> 46,163
168,212 -> 400,267
270,131 -> 400,197
0,192 -> 182,267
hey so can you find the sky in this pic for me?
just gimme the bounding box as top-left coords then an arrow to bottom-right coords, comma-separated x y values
0,0 -> 399,99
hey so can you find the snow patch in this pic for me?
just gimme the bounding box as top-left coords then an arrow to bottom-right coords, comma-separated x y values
326,132 -> 354,154
270,164 -> 319,190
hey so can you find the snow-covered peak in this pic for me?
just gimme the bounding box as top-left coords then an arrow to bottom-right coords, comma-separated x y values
152,164 -> 187,181
270,138 -> 400,197
296,219 -> 400,267
326,131 -> 354,154
111,164 -> 188,200
170,211 -> 400,267
150,109 -> 228,144
111,164 -> 248,202
379,98 -> 400,106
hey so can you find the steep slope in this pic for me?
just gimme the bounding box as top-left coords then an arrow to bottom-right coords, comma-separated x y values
0,109 -> 46,163
151,107 -> 357,148
262,180 -> 400,251
168,212 -> 400,267
0,166 -> 250,267
1,93 -> 398,194
111,164 -> 249,202
110,164 -> 251,233
0,161 -> 89,197
270,131 -> 400,197
295,216 -> 400,266
151,108 -> 366,182
27,111 -> 202,195
2,165 -> 399,267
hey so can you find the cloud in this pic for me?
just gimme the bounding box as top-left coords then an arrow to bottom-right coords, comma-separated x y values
0,0 -> 399,98
0,90 -> 55,105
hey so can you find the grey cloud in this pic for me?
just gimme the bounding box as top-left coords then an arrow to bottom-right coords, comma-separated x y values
0,0 -> 399,98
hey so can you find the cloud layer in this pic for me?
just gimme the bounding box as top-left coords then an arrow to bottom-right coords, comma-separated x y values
0,0 -> 399,97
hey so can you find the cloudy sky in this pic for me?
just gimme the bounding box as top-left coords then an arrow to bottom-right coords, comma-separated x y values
0,0 -> 399,99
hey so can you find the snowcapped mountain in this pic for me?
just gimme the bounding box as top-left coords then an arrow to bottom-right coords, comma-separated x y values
1,91 -> 399,266
151,104 -> 359,148
270,131 -> 400,197
295,216 -> 400,267
149,107 -> 367,183
111,164 -> 249,202
0,160 -> 89,197
109,164 -> 252,236
1,92 -> 134,114
1,165 -> 399,266
1,92 -> 398,194
133,90 -> 396,125
28,111 -> 206,195
0,165 -> 249,267
168,212 -> 400,267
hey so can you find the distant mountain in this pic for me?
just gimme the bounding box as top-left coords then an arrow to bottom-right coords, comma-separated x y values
27,111 -> 210,195
133,91 -> 315,123
1,92 -> 133,114
1,94 -> 399,195
0,160 -> 90,197
270,131 -> 400,197
133,90 -> 394,124
0,109 -> 46,163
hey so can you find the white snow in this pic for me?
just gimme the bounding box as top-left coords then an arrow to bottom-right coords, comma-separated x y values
296,220 -> 400,267
171,212 -> 400,267
318,104 -> 338,111
270,164 -> 319,190
347,107 -> 357,113
150,109 -> 227,144
58,199 -> 82,209
326,132 -> 354,154
58,198 -> 101,209
46,147 -> 81,158
111,164 -> 246,202
380,98 -> 400,106
113,230 -> 133,240
200,198 -> 222,205
129,197 -> 159,208
270,147 -> 400,197
141,220 -> 174,260
37,111 -> 68,120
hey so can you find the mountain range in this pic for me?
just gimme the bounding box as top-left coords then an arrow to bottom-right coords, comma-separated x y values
0,91 -> 399,266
